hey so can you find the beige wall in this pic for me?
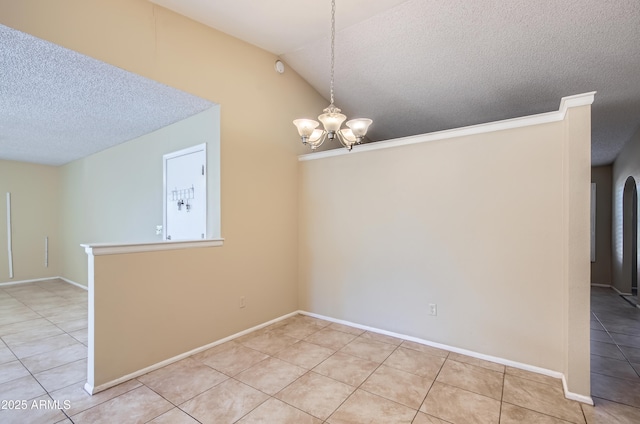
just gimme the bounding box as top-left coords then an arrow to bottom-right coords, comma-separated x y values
91,246 -> 299,385
2,0 -> 593,398
563,105 -> 592,398
59,108 -> 220,286
0,160 -> 60,283
612,127 -> 640,293
591,166 -> 613,285
299,105 -> 591,397
2,0 -> 327,388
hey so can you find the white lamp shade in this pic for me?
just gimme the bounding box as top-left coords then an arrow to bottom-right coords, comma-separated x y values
293,119 -> 319,137
346,118 -> 372,137
339,128 -> 356,143
318,112 -> 347,132
309,129 -> 324,142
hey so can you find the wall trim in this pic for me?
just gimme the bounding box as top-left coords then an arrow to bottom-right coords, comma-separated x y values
81,238 -> 224,256
298,92 -> 596,162
298,310 -> 594,405
0,276 -> 84,289
590,283 -> 611,288
58,277 -> 88,290
611,285 -> 633,296
0,277 -> 55,287
84,309 -> 593,404
85,311 -> 299,395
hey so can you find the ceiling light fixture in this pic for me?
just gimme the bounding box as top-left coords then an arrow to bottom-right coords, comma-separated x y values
293,0 -> 372,151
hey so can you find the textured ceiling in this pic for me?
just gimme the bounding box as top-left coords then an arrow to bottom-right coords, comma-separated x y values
0,24 -> 215,166
153,0 -> 640,166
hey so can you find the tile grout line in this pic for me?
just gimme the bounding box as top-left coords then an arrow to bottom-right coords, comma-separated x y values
321,338 -> 402,423
1,287 -> 83,423
592,303 -> 640,378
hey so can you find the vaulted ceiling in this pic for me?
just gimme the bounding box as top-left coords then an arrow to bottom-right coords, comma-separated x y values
154,0 -> 640,166
2,1 -> 640,166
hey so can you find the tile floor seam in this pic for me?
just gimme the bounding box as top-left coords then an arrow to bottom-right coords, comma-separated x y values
315,343 -> 401,423
6,283 -> 640,423
498,364 -> 506,422
501,400 -> 583,424
270,374 -> 330,422
2,336 -> 76,423
135,381 -> 194,423
216,377 -> 273,423
0,282 -> 89,424
579,398 -> 588,424
592,302 -> 640,380
416,351 -> 448,422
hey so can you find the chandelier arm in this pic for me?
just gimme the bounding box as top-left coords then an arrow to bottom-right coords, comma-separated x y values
335,130 -> 355,151
309,132 -> 328,150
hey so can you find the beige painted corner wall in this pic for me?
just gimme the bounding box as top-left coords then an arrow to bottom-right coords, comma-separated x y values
612,127 -> 640,294
591,166 -> 613,285
90,246 -> 298,385
2,0 -> 328,386
299,105 -> 591,397
59,107 -> 220,286
0,160 -> 60,283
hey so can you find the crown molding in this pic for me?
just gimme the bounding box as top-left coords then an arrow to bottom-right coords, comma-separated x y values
298,92 -> 596,162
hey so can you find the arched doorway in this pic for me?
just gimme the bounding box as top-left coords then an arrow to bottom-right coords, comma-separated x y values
622,176 -> 638,296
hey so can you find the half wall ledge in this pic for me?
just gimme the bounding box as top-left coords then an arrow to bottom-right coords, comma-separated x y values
81,238 -> 224,256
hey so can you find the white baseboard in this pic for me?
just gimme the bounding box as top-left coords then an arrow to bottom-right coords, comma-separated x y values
590,283 -> 611,288
83,308 -> 594,405
57,277 -> 88,291
562,375 -> 594,405
85,311 -> 299,395
0,276 -> 87,290
611,285 -> 633,296
299,310 -> 594,405
0,277 -> 60,287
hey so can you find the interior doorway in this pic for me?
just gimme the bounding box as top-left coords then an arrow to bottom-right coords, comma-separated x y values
622,176 -> 638,296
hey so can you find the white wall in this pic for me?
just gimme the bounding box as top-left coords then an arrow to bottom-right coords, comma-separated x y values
58,108 -> 219,285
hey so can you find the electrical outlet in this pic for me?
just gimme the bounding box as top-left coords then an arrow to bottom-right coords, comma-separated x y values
155,225 -> 163,235
240,296 -> 246,308
429,303 -> 437,316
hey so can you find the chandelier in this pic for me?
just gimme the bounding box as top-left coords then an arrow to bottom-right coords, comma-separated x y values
293,0 -> 372,151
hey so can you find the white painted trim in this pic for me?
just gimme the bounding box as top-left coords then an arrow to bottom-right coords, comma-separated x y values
163,143 -> 208,241
562,375 -> 595,405
0,277 -> 59,287
0,276 -> 85,288
298,92 -> 596,162
81,238 -> 224,256
298,310 -> 594,405
611,285 -> 632,296
590,284 -> 612,288
57,277 -> 88,291
85,251 -> 96,395
85,311 -> 299,395
84,307 -> 593,404
6,192 -> 13,279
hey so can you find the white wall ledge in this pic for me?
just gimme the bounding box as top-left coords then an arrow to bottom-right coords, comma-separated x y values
298,92 -> 596,162
81,238 -> 224,256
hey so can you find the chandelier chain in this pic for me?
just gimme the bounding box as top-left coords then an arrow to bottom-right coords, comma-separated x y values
330,0 -> 335,106
292,0 -> 372,151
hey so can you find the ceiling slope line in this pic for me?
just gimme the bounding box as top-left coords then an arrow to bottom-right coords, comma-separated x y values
298,92 -> 596,162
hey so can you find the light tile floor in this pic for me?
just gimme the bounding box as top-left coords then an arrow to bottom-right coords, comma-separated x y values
589,286 -> 640,422
1,280 -> 640,423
